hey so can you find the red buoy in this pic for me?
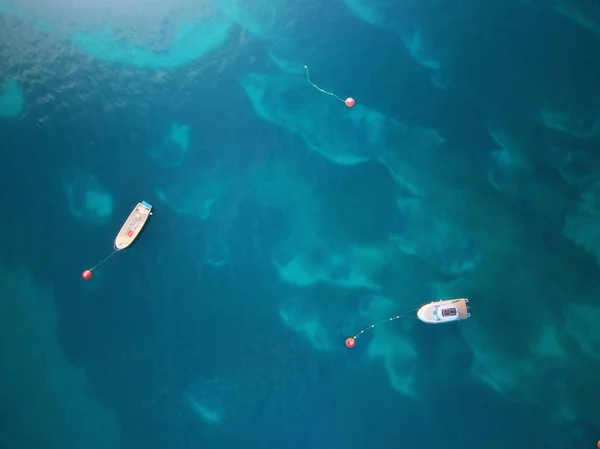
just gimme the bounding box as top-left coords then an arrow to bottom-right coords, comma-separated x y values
303,66 -> 356,108
81,269 -> 93,280
345,337 -> 356,348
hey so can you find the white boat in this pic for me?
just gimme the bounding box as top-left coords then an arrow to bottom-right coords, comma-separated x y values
114,201 -> 153,251
417,298 -> 470,324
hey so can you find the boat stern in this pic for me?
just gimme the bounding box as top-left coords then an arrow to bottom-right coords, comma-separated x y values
455,298 -> 470,320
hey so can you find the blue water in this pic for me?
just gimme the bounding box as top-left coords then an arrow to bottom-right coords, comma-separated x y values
1,0 -> 600,448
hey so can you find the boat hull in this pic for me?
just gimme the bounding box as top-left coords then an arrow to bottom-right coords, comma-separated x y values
417,298 -> 470,324
114,201 -> 153,250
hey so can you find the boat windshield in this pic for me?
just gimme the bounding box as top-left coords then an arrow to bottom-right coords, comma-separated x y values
442,308 -> 457,317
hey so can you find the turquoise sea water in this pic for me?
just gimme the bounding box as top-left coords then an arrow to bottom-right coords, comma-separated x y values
1,0 -> 600,448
